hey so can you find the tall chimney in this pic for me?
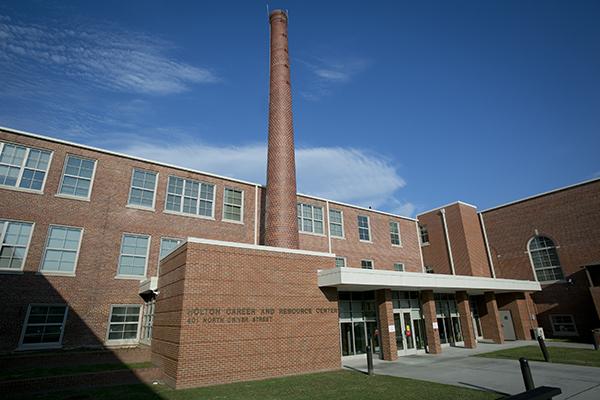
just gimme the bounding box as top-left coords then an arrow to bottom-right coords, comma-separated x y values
264,10 -> 300,249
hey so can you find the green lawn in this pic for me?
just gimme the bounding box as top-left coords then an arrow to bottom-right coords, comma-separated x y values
15,370 -> 499,400
475,345 -> 600,368
0,362 -> 152,381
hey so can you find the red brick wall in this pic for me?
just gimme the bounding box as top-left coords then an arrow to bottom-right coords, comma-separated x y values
416,211 -> 452,274
152,241 -> 340,388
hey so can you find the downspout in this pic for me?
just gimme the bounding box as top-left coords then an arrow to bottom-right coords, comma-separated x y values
326,200 -> 332,253
415,220 -> 425,273
440,209 -> 456,275
479,213 -> 496,278
254,185 -> 259,245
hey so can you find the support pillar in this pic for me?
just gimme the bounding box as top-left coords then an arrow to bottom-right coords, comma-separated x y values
456,291 -> 477,348
481,291 -> 504,344
421,290 -> 442,354
376,289 -> 397,361
497,292 -> 536,340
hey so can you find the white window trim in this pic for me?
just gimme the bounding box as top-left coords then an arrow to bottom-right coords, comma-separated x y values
361,259 -> 374,270
298,203 -> 326,236
55,153 -> 98,202
163,175 -> 216,219
0,141 -> 53,194
140,299 -> 155,345
358,215 -> 372,243
18,303 -> 69,350
115,233 -> 151,280
335,256 -> 347,268
526,236 -> 565,283
127,168 -> 158,211
419,224 -> 430,246
105,304 -> 142,346
549,314 -> 578,337
38,224 -> 84,277
394,262 -> 405,272
222,186 -> 244,224
0,219 -> 35,273
159,236 -> 184,262
329,208 -> 345,239
389,220 -> 402,247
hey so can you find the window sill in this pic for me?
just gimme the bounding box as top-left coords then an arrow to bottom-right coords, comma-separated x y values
126,204 -> 155,212
104,339 -> 140,347
359,240 -> 373,244
114,275 -> 145,281
17,343 -> 63,351
55,193 -> 91,202
420,243 -> 430,247
391,244 -> 403,248
163,209 -> 215,221
0,269 -> 24,275
37,271 -> 76,277
299,231 -> 326,238
0,185 -> 44,195
331,235 -> 345,240
222,218 -> 244,225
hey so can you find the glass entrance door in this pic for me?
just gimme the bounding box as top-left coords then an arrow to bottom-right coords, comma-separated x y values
394,312 -> 417,356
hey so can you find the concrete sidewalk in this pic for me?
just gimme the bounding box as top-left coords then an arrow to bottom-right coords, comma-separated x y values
343,341 -> 600,399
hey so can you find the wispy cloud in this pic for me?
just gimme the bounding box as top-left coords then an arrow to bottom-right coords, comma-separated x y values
0,15 -> 218,95
120,141 -> 413,216
298,57 -> 370,100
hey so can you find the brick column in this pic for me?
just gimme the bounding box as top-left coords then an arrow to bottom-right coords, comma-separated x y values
456,291 -> 477,348
421,290 -> 442,354
497,292 -> 534,340
481,291 -> 504,344
376,289 -> 397,361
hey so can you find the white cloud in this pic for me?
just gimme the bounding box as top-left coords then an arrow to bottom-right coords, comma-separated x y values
298,57 -> 371,100
121,141 -> 413,215
0,16 -> 218,94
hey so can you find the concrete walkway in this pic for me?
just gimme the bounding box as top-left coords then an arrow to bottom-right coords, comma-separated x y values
343,341 -> 600,399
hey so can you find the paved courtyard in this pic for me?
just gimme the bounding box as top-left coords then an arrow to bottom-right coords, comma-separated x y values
343,341 -> 600,399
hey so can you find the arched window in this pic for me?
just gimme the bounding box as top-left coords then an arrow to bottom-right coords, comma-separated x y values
528,236 -> 564,282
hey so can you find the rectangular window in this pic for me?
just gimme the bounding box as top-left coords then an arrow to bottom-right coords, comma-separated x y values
361,260 -> 373,269
0,220 -> 34,271
107,305 -> 141,343
20,304 -> 68,349
297,203 -> 324,234
389,221 -> 401,246
329,209 -> 344,238
159,237 -> 183,260
394,263 -> 405,272
58,155 -> 96,199
550,315 -> 578,336
357,215 -> 371,241
40,225 -> 83,274
0,141 -> 52,191
140,300 -> 155,343
128,169 -> 157,209
117,234 -> 150,277
223,188 -> 243,222
335,256 -> 347,268
419,224 -> 429,245
165,176 -> 215,218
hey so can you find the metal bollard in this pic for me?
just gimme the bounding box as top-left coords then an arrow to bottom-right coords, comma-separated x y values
592,329 -> 600,351
537,336 -> 551,362
519,357 -> 535,391
366,344 -> 374,376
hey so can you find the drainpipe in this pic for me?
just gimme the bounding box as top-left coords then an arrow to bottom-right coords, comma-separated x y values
326,200 -> 332,253
479,213 -> 496,278
415,220 -> 426,273
254,185 -> 259,245
440,209 -> 456,275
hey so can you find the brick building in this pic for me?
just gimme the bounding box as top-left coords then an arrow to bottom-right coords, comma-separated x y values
0,9 -> 597,389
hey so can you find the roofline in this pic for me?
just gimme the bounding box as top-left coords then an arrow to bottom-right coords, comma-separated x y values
416,201 -> 477,217
480,176 -> 600,213
0,125 -> 416,222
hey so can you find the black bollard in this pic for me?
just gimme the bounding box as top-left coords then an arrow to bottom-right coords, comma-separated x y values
519,357 -> 535,391
592,329 -> 600,351
366,344 -> 374,376
537,336 -> 551,362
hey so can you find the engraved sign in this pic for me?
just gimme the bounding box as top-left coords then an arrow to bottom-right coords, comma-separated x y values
185,307 -> 338,325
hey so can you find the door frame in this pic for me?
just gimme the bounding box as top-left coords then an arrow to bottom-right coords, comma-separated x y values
499,310 -> 517,341
394,311 -> 418,356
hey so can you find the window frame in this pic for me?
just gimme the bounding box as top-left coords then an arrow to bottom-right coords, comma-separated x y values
527,236 -> 565,283
0,219 -> 35,273
394,262 -> 405,272
0,141 -> 53,194
56,154 -> 98,201
297,203 -> 325,236
140,299 -> 155,345
39,224 -> 84,276
127,168 -> 159,211
222,187 -> 244,223
419,224 -> 429,246
18,303 -> 69,350
389,220 -> 402,247
361,259 -> 374,270
116,233 -> 151,279
105,304 -> 142,345
163,175 -> 216,220
549,314 -> 578,337
357,215 -> 372,243
335,256 -> 347,268
329,209 -> 345,239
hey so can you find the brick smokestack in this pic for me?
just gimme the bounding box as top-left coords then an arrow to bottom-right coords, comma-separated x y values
264,10 -> 300,249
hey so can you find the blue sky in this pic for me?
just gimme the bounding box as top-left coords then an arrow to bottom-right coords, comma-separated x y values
1,1 -> 599,216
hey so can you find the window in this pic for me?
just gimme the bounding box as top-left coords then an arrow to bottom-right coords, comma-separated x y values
58,155 -> 96,199
223,188 -> 243,222
297,203 -> 324,234
394,263 -> 405,272
357,215 -> 371,241
425,266 -> 434,273
361,260 -> 373,269
40,225 -> 83,274
140,299 -> 155,343
550,315 -> 577,336
419,224 -> 429,245
128,169 -> 157,209
0,142 -> 51,191
0,220 -> 34,271
117,234 -> 150,277
107,305 -> 141,343
389,221 -> 401,246
528,236 -> 565,282
159,237 -> 183,260
329,209 -> 344,238
165,176 -> 215,218
335,256 -> 347,268
20,304 -> 68,349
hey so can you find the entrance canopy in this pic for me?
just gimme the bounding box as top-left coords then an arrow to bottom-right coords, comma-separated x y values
318,268 -> 541,294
